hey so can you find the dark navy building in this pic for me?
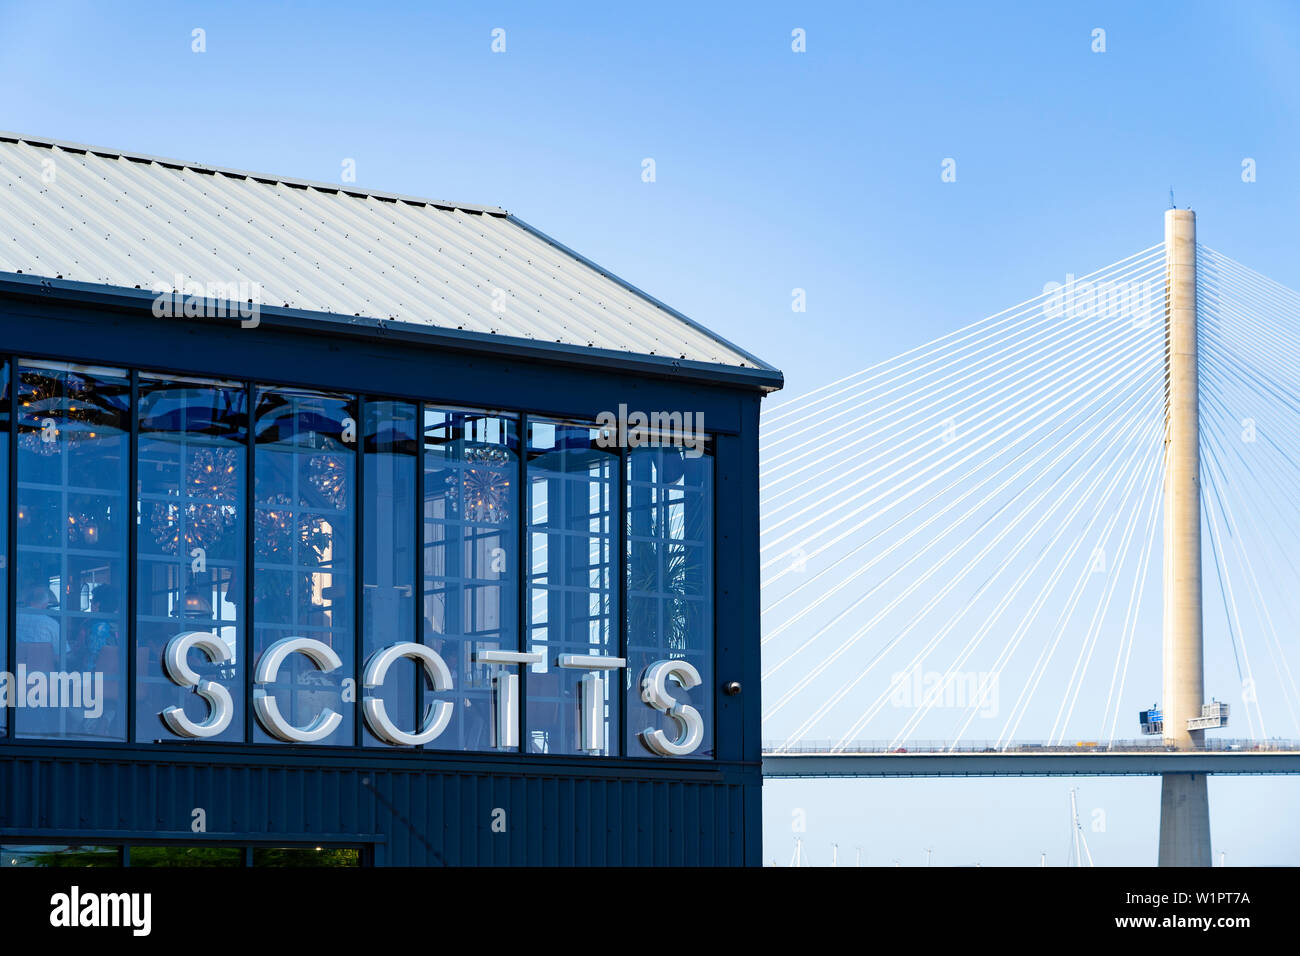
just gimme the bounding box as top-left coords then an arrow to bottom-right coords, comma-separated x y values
0,132 -> 781,866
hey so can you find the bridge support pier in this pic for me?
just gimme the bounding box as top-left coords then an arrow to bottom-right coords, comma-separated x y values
1158,773 -> 1211,866
1159,208 -> 1211,866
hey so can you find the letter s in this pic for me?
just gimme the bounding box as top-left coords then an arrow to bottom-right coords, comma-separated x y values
638,660 -> 704,756
160,631 -> 235,738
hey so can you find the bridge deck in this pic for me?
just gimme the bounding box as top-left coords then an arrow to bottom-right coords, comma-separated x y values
762,751 -> 1300,777
762,745 -> 1300,777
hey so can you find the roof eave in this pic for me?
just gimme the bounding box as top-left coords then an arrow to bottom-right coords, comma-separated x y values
507,214 -> 782,376
0,273 -> 785,392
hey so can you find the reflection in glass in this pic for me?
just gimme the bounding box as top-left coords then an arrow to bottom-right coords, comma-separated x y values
136,377 -> 247,742
127,845 -> 243,867
15,362 -> 130,740
526,420 -> 618,755
0,355 -> 719,760
626,446 -> 714,758
252,387 -> 356,745
363,401 -> 417,746
2,844 -> 121,867
252,846 -> 361,866
0,361 -> 8,736
423,408 -> 518,751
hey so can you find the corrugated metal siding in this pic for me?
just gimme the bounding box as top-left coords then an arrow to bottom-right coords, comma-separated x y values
0,135 -> 764,369
0,754 -> 751,866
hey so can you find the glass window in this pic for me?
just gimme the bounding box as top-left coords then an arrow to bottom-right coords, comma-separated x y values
423,408 -> 519,751
0,360 -> 8,736
363,400 -> 417,746
127,845 -> 243,867
252,386 -> 356,745
626,445 -> 714,758
252,846 -> 361,866
526,420 -> 618,755
136,377 -> 247,742
14,362 -> 130,740
2,844 -> 121,867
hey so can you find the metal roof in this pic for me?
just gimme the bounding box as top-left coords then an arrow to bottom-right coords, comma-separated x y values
0,132 -> 777,378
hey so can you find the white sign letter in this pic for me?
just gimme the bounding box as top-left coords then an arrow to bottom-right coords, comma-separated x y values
253,637 -> 343,742
558,654 -> 626,752
639,659 -> 704,756
362,642 -> 454,746
160,631 -> 235,738
477,650 -> 544,749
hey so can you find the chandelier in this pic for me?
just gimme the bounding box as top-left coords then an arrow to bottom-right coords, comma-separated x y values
17,371 -> 123,456
308,454 -> 348,511
67,507 -> 105,547
150,447 -> 241,554
254,493 -> 335,560
446,446 -> 511,523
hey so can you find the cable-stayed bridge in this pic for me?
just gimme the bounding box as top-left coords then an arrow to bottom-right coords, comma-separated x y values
758,211 -> 1300,865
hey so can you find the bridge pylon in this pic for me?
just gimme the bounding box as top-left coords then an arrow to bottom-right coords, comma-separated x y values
1158,207 -> 1212,866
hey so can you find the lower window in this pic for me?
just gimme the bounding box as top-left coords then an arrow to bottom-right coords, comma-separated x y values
0,842 -> 365,867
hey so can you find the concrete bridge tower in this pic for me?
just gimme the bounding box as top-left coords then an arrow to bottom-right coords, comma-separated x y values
1159,207 -> 1212,866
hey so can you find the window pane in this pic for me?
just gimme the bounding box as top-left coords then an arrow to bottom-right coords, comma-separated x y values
2,844 -> 121,867
0,361 -> 8,736
128,845 -> 243,867
252,846 -> 361,867
136,377 -> 247,742
15,362 -> 129,740
423,408 -> 519,751
363,400 -> 417,746
626,446 -> 714,758
526,421 -> 618,755
253,386 -> 356,745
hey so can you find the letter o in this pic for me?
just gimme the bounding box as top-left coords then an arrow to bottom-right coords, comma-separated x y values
362,642 -> 454,746
253,637 -> 343,742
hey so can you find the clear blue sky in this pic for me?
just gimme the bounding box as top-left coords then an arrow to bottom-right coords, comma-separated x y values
2,0 -> 1298,866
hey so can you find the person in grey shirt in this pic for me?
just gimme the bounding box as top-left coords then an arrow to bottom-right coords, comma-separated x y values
16,584 -> 59,647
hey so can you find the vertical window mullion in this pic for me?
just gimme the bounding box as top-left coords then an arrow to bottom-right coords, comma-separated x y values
415,402 -> 425,748
126,369 -> 138,741
4,356 -> 13,741
243,381 -> 255,744
517,414 -> 528,753
354,396 -> 365,748
710,444 -> 718,760
616,445 -> 628,756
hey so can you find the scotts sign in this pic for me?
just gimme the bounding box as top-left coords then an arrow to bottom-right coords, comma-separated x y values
162,633 -> 704,757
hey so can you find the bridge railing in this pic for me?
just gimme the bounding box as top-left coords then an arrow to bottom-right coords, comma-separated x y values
761,738 -> 1300,754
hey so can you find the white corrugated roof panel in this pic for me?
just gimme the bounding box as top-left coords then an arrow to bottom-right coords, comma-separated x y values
0,133 -> 773,373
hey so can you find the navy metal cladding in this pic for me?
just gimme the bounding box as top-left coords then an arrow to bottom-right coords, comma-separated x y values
0,286 -> 778,417
0,291 -> 768,867
0,752 -> 750,865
